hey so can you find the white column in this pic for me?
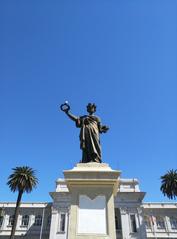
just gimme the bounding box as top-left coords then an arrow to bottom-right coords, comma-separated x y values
120,207 -> 130,239
165,216 -> 171,233
39,207 -> 45,239
49,207 -> 59,239
136,207 -> 147,239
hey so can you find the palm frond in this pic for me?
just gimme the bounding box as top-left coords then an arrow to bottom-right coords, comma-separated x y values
7,166 -> 38,193
160,169 -> 177,200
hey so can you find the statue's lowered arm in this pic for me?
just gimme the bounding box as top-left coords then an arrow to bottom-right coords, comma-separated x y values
98,122 -> 109,134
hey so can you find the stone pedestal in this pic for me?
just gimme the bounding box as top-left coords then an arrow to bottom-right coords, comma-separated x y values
64,163 -> 121,239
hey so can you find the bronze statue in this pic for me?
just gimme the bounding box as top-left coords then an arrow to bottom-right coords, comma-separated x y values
60,102 -> 109,163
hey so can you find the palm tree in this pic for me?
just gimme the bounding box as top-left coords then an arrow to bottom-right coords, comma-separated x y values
160,169 -> 177,200
7,166 -> 38,239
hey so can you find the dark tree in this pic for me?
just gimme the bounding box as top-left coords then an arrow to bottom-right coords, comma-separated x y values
7,166 -> 38,239
160,169 -> 177,200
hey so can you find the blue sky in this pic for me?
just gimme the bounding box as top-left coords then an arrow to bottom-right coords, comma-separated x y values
0,0 -> 177,202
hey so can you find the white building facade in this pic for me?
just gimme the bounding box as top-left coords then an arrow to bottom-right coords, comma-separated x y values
0,178 -> 177,239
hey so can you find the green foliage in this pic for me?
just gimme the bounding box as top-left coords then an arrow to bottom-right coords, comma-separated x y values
7,166 -> 38,193
160,169 -> 177,200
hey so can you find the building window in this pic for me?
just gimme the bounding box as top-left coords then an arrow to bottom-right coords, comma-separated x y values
34,215 -> 42,226
59,214 -> 66,232
156,217 -> 165,229
130,214 -> 137,233
8,215 -> 15,226
170,217 -> 177,229
21,215 -> 29,227
144,216 -> 151,229
115,208 -> 122,230
0,216 -> 4,228
47,215 -> 51,227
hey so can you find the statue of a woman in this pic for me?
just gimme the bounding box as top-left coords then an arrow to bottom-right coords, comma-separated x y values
61,103 -> 109,163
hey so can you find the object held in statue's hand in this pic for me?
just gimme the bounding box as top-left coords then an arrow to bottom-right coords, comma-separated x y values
60,102 -> 70,112
102,125 -> 109,133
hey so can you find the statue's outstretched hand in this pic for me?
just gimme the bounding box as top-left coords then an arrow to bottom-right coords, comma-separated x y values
64,108 -> 69,114
60,102 -> 70,114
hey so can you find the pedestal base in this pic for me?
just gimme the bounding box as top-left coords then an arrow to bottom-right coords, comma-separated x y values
64,163 -> 121,239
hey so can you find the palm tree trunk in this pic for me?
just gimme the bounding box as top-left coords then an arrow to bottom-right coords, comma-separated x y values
10,190 -> 23,239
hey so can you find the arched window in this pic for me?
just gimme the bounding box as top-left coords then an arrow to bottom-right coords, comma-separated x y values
8,215 -> 15,226
144,216 -> 151,229
47,215 -> 51,227
21,215 -> 29,227
130,214 -> 137,233
115,208 -> 122,230
170,217 -> 177,229
0,216 -> 4,228
34,215 -> 42,226
156,216 -> 165,229
59,214 -> 66,232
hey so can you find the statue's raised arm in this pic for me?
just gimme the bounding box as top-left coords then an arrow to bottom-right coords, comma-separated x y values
60,102 -> 78,122
60,102 -> 109,163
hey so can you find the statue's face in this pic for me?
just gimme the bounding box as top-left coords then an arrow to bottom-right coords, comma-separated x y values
87,103 -> 96,114
87,105 -> 96,114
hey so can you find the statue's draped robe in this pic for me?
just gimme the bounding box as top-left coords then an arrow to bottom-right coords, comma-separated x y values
76,115 -> 101,163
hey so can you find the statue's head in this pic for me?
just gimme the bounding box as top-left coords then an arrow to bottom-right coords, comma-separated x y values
87,103 -> 96,114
